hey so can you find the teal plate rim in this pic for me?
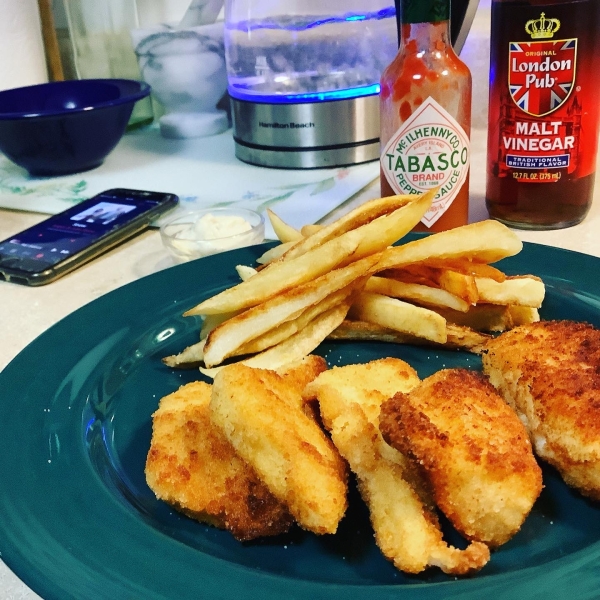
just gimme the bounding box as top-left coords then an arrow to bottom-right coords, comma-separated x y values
2,236 -> 600,600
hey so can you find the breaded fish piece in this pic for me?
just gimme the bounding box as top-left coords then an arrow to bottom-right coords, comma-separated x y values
303,358 -> 490,575
210,364 -> 348,535
380,369 -> 542,547
276,354 -> 329,422
482,320 -> 600,501
275,354 -> 328,391
145,381 -> 293,540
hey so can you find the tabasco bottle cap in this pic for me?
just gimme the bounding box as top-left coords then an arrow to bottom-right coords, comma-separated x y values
400,0 -> 450,24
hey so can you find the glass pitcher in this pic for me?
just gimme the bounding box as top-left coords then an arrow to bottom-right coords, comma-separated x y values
224,0 -> 398,103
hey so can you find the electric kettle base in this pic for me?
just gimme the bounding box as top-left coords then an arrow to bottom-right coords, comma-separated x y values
230,94 -> 380,169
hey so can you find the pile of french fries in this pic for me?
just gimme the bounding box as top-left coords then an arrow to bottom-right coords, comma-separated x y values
163,190 -> 545,377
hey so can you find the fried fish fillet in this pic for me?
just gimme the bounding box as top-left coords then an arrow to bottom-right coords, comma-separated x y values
275,354 -> 328,398
210,364 -> 348,535
380,369 -> 542,547
482,320 -> 600,501
303,358 -> 490,575
145,381 -> 293,541
275,354 -> 329,422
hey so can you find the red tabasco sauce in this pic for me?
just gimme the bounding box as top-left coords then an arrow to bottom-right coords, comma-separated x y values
486,0 -> 600,229
380,0 -> 472,232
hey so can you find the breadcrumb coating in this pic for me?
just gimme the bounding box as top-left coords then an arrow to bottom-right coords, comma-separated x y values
304,358 -> 490,575
380,368 -> 542,547
145,381 -> 293,541
211,364 -> 348,535
483,320 -> 600,501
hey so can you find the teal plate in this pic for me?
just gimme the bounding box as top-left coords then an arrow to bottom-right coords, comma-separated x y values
2,237 -> 600,600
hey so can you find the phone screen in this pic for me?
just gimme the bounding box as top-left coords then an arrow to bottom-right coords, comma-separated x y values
0,189 -> 178,279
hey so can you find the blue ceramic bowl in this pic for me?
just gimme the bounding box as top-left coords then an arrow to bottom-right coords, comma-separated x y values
0,78 -> 151,176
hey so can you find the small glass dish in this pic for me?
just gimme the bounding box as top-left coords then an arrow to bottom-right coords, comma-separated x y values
160,207 -> 265,263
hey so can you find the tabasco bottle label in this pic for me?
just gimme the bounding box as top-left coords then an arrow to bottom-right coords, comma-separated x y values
381,97 -> 470,227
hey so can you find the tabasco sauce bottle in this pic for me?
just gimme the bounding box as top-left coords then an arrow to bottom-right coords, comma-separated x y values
380,0 -> 472,232
486,0 -> 600,229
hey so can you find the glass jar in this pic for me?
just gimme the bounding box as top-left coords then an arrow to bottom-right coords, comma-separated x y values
63,0 -> 154,129
486,0 -> 600,229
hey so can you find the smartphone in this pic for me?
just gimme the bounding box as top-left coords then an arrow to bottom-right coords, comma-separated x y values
0,188 -> 178,286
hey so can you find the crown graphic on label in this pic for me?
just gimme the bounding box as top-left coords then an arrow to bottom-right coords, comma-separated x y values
525,12 -> 561,39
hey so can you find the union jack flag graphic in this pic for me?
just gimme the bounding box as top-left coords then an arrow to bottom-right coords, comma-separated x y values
508,39 -> 577,116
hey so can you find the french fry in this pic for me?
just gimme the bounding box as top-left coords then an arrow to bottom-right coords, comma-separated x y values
301,224 -> 323,237
327,320 -> 491,353
436,304 -> 514,333
165,286 -> 356,370
267,209 -> 303,243
200,301 -> 351,378
200,312 -> 239,339
187,235 -> 361,316
382,266 -> 479,304
235,265 -> 258,281
474,275 -> 545,308
202,254 -> 380,366
364,276 -> 470,312
422,258 -> 507,282
162,339 -> 206,368
343,191 -> 432,262
232,284 -> 359,356
277,193 -> 422,263
376,220 -> 523,272
166,196 -> 544,372
380,265 -> 440,287
231,300 -> 350,369
164,309 -> 244,368
436,270 -> 479,305
188,191 -> 431,316
508,305 -> 540,325
349,291 -> 447,343
256,241 -> 297,265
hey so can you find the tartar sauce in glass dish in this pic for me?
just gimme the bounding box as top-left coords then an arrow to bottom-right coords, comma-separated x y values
160,208 -> 265,262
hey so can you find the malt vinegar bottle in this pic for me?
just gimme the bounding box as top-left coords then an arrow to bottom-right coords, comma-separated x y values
486,0 -> 600,229
380,0 -> 472,232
